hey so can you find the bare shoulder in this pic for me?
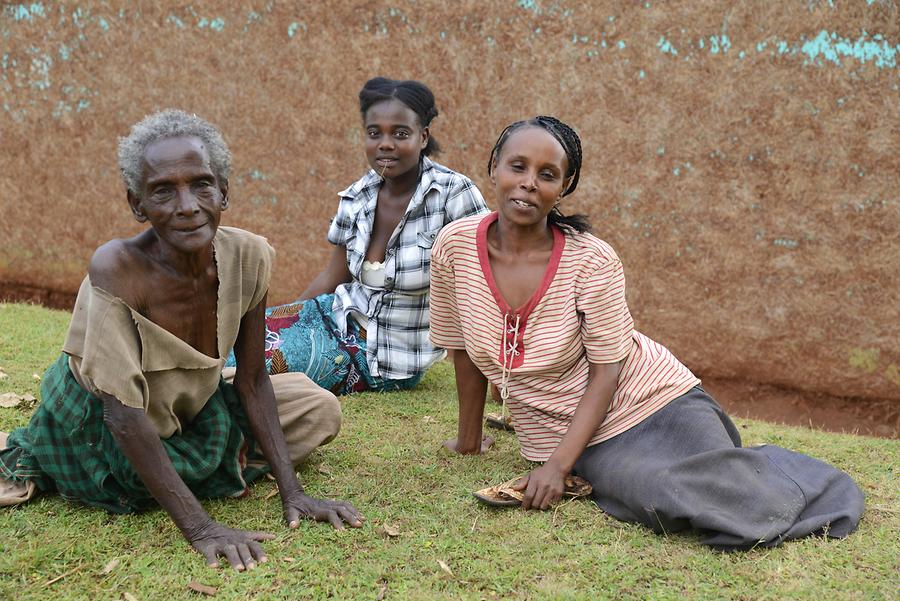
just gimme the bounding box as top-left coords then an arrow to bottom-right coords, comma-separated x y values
88,234 -> 150,301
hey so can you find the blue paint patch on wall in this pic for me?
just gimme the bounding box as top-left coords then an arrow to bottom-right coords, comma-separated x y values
657,36 -> 678,55
707,34 -> 731,54
197,17 -> 226,32
27,47 -> 52,90
4,3 -> 46,22
288,22 -> 307,37
653,27 -> 896,68
72,7 -> 88,28
773,238 -> 799,249
800,30 -> 898,68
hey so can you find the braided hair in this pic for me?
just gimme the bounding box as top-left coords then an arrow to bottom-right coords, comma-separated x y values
487,116 -> 591,234
359,77 -> 441,157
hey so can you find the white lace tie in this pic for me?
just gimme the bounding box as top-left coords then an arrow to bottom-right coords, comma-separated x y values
498,312 -> 521,419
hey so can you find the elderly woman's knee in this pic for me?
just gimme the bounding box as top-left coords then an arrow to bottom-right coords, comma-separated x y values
312,388 -> 342,443
270,373 -> 342,441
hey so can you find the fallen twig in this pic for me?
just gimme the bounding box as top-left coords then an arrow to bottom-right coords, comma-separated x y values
45,565 -> 82,586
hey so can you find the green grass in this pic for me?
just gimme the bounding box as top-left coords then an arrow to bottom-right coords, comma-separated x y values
0,302 -> 897,600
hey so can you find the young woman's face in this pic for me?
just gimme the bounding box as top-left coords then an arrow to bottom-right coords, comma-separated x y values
363,98 -> 429,180
491,126 -> 569,228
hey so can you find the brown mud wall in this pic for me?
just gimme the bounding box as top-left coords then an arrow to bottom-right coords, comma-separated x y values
1,1 -> 898,403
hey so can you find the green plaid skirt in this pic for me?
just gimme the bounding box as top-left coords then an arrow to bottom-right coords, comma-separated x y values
0,354 -> 268,513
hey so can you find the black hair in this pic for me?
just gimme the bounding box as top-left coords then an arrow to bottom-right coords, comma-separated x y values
358,77 -> 441,157
487,115 -> 591,234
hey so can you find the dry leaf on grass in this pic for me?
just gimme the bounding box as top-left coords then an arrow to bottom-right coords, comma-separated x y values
32,373 -> 41,381
0,370 -> 8,381
186,581 -> 218,596
376,523 -> 400,538
317,464 -> 333,476
0,392 -> 37,409
99,558 -> 120,575
376,580 -> 388,600
437,560 -> 453,577
422,415 -> 434,423
122,593 -> 139,601
282,556 -> 297,562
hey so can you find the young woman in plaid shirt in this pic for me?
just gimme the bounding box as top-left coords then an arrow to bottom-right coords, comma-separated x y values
228,78 -> 488,395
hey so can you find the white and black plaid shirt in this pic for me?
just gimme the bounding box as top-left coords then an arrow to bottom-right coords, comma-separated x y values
327,157 -> 488,380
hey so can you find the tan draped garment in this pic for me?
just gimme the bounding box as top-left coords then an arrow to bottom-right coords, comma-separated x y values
63,226 -> 272,437
2,227 -> 341,506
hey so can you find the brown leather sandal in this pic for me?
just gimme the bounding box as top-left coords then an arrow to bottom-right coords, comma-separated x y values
484,412 -> 515,432
473,475 -> 593,507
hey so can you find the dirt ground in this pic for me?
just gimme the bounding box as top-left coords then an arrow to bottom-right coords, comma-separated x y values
699,377 -> 898,440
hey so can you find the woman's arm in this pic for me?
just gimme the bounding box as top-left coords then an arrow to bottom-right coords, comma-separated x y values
102,396 -> 274,571
297,244 -> 352,300
443,348 -> 494,454
232,293 -> 362,530
515,360 -> 621,510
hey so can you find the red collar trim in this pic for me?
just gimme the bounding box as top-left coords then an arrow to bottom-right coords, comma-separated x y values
476,212 -> 565,319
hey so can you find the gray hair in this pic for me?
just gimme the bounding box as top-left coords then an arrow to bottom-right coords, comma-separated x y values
117,109 -> 232,196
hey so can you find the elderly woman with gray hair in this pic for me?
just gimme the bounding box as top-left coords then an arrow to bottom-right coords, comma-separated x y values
0,109 -> 363,571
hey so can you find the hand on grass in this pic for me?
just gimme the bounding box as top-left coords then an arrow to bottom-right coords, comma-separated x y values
282,490 -> 363,530
514,463 -> 567,510
442,435 -> 494,455
186,521 -> 274,571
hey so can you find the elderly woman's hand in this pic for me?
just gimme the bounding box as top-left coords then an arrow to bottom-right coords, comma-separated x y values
282,489 -> 364,530
185,520 -> 275,571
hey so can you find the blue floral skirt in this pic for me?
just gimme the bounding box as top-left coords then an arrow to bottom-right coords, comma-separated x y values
226,293 -> 422,395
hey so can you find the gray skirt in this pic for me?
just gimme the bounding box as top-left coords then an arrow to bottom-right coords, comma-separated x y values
572,387 -> 865,550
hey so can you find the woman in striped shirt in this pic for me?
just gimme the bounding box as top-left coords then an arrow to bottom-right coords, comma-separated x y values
429,116 -> 864,549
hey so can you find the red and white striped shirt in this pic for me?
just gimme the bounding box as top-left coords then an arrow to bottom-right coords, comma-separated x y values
429,213 -> 700,462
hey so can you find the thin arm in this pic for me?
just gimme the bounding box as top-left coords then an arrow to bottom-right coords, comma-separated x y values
452,348 -> 489,454
297,244 -> 352,301
544,361 -> 621,474
231,293 -> 303,497
102,396 -> 213,538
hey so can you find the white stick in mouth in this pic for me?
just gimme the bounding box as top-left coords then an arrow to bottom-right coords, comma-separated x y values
379,164 -> 388,178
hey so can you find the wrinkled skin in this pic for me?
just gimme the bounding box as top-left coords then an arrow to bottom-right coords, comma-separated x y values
94,136 -> 362,571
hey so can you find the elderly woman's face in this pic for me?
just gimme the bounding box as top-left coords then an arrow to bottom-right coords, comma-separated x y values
129,136 -> 227,255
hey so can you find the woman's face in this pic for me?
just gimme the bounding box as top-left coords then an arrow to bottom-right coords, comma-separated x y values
128,136 -> 227,256
491,126 -> 569,229
363,98 -> 428,180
